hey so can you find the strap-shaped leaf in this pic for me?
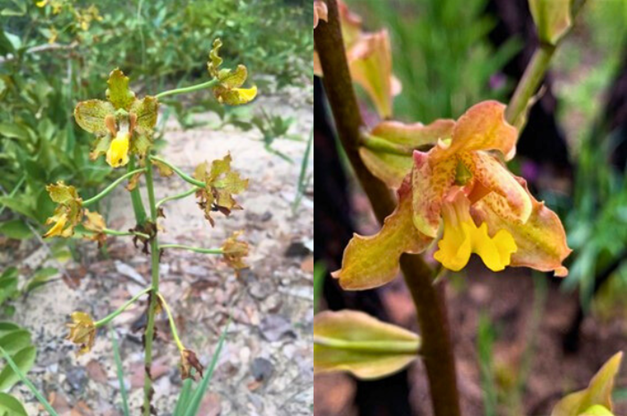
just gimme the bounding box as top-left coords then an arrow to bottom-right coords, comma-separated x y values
0,392 -> 27,415
551,352 -> 623,416
314,310 -> 420,379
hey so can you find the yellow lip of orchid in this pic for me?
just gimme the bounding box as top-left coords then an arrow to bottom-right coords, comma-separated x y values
106,131 -> 130,168
433,189 -> 517,272
43,213 -> 69,238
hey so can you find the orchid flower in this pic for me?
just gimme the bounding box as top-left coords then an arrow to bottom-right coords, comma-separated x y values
207,39 -> 257,106
74,69 -> 158,168
43,182 -> 83,238
334,101 -> 571,290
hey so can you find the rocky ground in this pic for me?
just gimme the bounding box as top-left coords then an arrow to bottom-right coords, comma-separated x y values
0,86 -> 313,415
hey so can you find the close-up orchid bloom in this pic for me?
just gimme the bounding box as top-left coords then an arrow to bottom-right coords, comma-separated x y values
43,181 -> 84,238
74,68 -> 158,168
333,101 -> 571,290
207,39 -> 258,106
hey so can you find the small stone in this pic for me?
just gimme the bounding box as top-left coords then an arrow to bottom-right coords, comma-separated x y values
251,358 -> 274,382
66,366 -> 88,393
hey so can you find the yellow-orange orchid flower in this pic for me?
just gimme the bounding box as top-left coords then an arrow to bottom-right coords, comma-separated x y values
66,311 -> 96,355
207,39 -> 257,106
74,69 -> 158,168
314,0 -> 401,118
334,101 -> 571,290
43,182 -> 84,238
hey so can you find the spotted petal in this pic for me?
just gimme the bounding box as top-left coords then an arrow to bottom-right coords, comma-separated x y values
333,183 -> 432,290
130,96 -> 158,136
219,65 -> 247,89
412,150 -> 457,238
106,69 -> 136,110
461,151 -> 532,223
471,178 -> 571,276
74,99 -> 115,135
448,101 -> 518,160
214,86 -> 257,105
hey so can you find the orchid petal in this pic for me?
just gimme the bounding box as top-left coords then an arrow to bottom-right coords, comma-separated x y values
371,119 -> 455,149
74,100 -> 115,135
106,68 -> 136,111
412,150 -> 457,238
359,147 -> 412,189
348,30 -> 395,118
360,119 -> 455,188
332,183 -> 432,290
448,101 -> 518,160
461,152 -> 532,223
472,178 -> 571,276
130,96 -> 158,136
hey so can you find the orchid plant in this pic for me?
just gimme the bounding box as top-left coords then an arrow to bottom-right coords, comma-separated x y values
42,38 -> 256,415
314,0 -> 620,415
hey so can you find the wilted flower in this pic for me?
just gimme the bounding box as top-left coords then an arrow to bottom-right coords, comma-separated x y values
221,231 -> 249,272
66,311 -> 96,355
193,154 -> 248,226
207,39 -> 257,106
180,349 -> 204,380
334,101 -> 571,290
83,209 -> 107,247
43,182 -> 83,238
74,69 -> 158,168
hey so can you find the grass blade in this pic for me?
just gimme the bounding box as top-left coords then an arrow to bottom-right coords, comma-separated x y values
182,319 -> 230,416
110,327 -> 130,416
0,346 -> 59,416
173,378 -> 194,416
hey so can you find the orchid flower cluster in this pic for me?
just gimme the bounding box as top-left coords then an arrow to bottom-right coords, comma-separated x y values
41,39 -> 256,414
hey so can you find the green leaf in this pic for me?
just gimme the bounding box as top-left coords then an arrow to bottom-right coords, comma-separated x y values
314,310 -> 420,380
551,352 -> 623,416
0,346 -> 56,415
0,392 -> 27,416
0,220 -> 32,240
0,346 -> 36,391
0,324 -> 19,338
0,332 -> 31,355
0,124 -> 29,142
25,268 -> 58,293
0,196 -> 35,220
0,269 -> 18,306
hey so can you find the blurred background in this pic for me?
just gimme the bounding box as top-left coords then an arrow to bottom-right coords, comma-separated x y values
0,0 -> 313,414
314,0 -> 627,415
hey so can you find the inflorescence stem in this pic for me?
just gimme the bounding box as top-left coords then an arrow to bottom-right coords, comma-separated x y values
149,156 -> 205,188
82,168 -> 146,206
142,158 -> 161,416
155,78 -> 219,100
159,244 -> 223,255
94,287 -> 151,327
